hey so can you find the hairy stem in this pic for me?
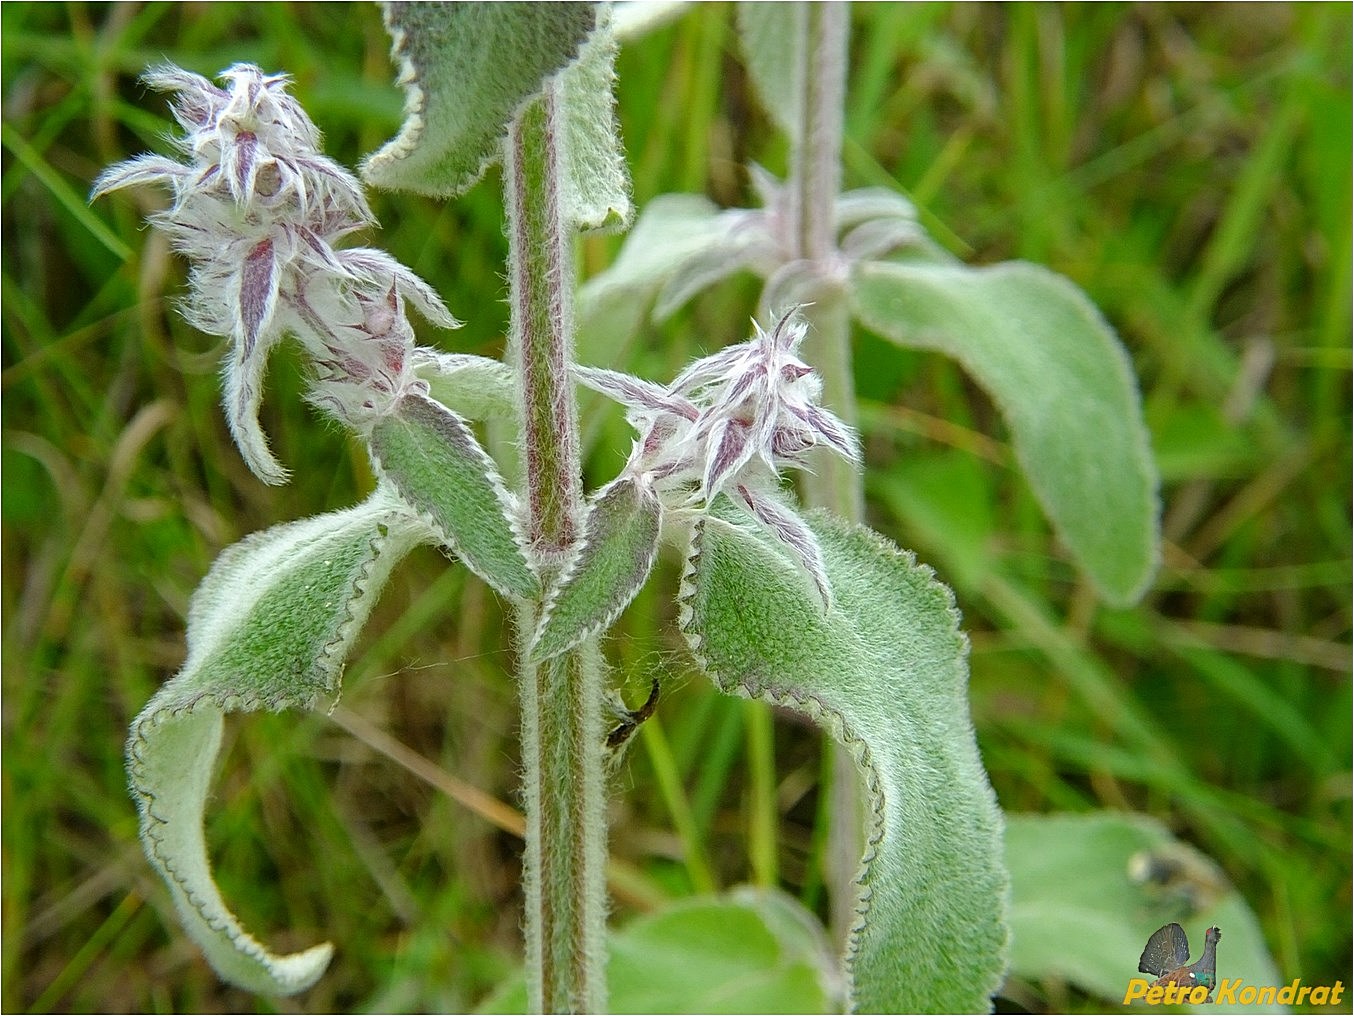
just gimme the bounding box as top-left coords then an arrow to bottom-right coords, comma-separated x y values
789,2 -> 848,264
507,85 -> 607,1014
786,1 -> 866,948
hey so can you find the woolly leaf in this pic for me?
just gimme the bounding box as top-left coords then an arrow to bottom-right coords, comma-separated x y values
737,5 -> 806,143
412,349 -> 517,421
480,888 -> 841,1013
680,501 -> 1008,1012
557,5 -> 632,232
369,391 -> 538,600
577,195 -> 767,354
1006,812 -> 1283,1013
125,487 -> 430,996
532,476 -> 662,661
851,259 -> 1160,605
363,3 -> 596,197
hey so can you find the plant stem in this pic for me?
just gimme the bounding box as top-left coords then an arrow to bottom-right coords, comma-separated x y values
790,2 -> 861,523
789,3 -> 847,265
786,1 -> 867,948
506,85 -> 607,1015
744,697 -> 779,888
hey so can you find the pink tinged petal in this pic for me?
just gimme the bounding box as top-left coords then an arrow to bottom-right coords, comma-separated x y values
771,426 -> 816,461
294,156 -> 372,221
239,238 -> 279,355
227,130 -> 258,204
786,401 -> 861,462
296,228 -> 343,272
639,415 -> 684,461
703,418 -> 756,497
574,367 -> 699,420
144,65 -> 225,128
335,249 -> 459,329
669,343 -> 750,396
737,484 -> 832,608
89,155 -> 189,199
222,333 -> 290,486
713,363 -> 765,416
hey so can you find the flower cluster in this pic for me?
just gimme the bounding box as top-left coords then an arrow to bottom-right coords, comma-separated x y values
576,308 -> 859,602
93,64 -> 457,484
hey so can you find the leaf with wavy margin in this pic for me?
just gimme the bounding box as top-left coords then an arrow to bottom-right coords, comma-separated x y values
125,487 -> 430,995
851,259 -> 1159,605
679,500 -> 1008,1012
369,391 -> 538,600
362,3 -> 596,198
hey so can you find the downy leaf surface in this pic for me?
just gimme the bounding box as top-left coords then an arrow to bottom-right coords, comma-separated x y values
1006,812 -> 1283,1014
531,475 -> 662,661
369,391 -> 538,600
576,194 -> 770,367
556,4 -> 632,232
480,888 -> 841,1014
736,5 -> 806,144
362,3 -> 596,197
851,259 -> 1160,605
680,500 -> 1009,1012
411,349 -> 517,421
125,486 -> 430,995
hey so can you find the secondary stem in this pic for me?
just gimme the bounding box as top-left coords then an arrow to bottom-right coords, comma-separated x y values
786,1 -> 867,948
790,2 -> 861,522
506,85 -> 607,1015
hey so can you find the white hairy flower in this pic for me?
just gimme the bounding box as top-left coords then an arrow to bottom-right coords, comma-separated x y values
92,63 -> 457,484
575,308 -> 860,603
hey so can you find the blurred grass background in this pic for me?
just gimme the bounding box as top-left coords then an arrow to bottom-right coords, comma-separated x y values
2,2 -> 1349,1012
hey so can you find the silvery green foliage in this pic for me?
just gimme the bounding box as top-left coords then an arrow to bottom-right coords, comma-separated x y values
362,3 -> 595,197
92,64 -> 459,485
98,53 -> 547,996
480,887 -> 844,1012
369,391 -> 538,600
851,260 -> 1160,604
1006,812 -> 1282,1008
363,2 -> 632,232
125,488 -> 435,995
679,500 -> 1008,1012
575,121 -> 1158,609
531,475 -> 662,662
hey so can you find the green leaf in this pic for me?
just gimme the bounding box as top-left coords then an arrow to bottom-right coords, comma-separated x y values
369,391 -> 538,600
557,5 -> 632,232
480,888 -> 841,1013
1006,812 -> 1285,1014
412,349 -> 517,421
679,501 -> 1008,1012
362,3 -> 597,197
575,194 -> 768,369
531,476 -> 662,661
125,487 -> 430,996
851,259 -> 1160,605
737,5 -> 806,144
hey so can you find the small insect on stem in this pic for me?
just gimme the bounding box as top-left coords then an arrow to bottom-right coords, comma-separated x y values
605,678 -> 660,750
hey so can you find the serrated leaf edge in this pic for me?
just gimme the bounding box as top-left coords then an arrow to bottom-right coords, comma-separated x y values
125,497 -> 409,995
676,508 -> 1006,1011
675,513 -> 894,997
364,4 -> 598,198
